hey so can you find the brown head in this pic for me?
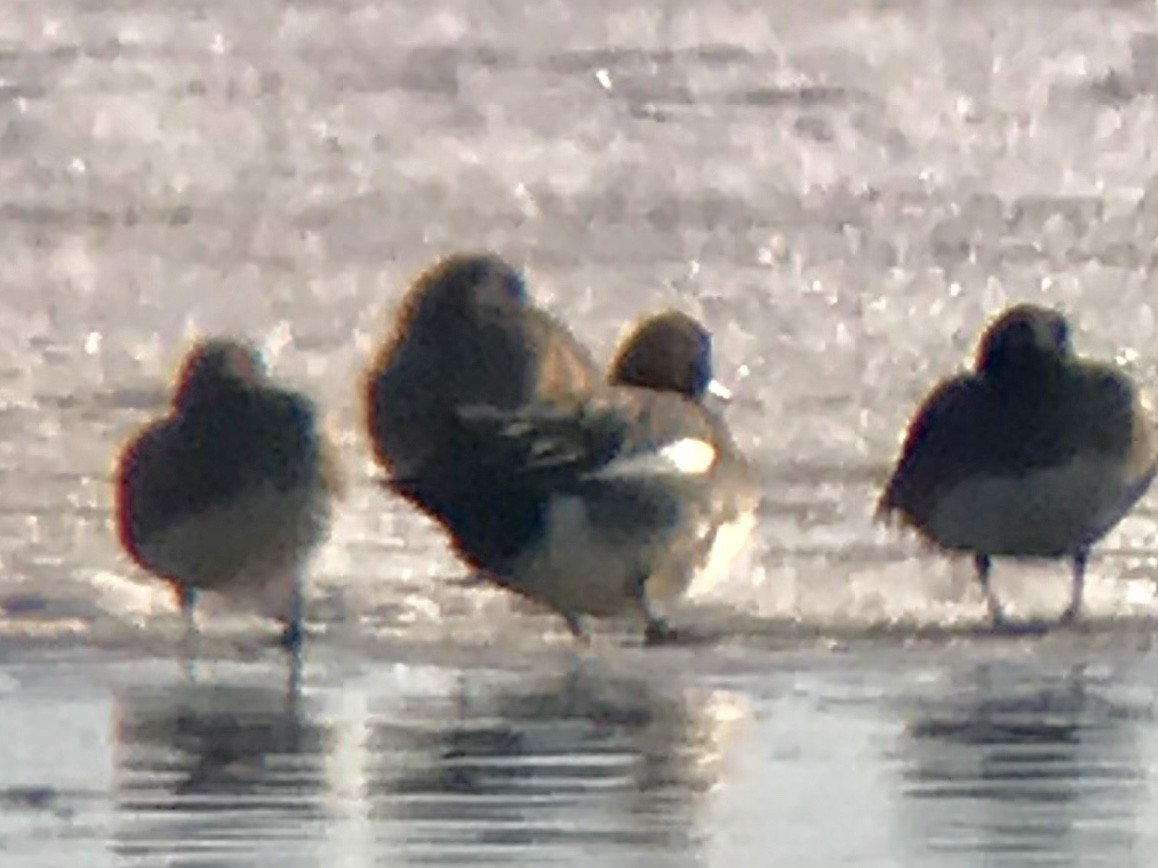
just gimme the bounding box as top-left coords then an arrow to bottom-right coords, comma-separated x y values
365,252 -> 600,476
608,310 -> 714,400
395,252 -> 529,341
172,338 -> 266,411
974,303 -> 1072,385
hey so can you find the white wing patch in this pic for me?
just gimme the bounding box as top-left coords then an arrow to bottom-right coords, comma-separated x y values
1127,385 -> 1158,482
686,509 -> 759,600
595,437 -> 716,480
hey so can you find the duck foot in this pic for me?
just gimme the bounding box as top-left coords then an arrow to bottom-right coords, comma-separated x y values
644,618 -> 679,647
562,613 -> 591,645
279,620 -> 303,653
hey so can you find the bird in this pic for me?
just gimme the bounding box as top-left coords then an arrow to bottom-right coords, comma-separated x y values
877,302 -> 1158,628
387,309 -> 760,644
363,252 -> 600,480
607,309 -> 735,403
114,337 -> 342,653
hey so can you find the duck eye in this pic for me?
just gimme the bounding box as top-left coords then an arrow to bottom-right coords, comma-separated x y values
501,270 -> 526,303
689,333 -> 713,395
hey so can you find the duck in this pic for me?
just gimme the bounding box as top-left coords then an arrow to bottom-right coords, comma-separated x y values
115,337 -> 342,652
363,251 -> 600,480
388,309 -> 760,644
878,303 -> 1158,627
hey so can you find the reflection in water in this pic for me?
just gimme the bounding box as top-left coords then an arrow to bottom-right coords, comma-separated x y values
113,681 -> 330,864
107,661 -> 745,865
899,665 -> 1149,866
363,662 -> 745,866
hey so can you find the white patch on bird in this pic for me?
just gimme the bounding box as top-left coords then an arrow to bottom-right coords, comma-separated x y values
1137,386 -> 1155,417
685,509 -> 759,600
502,472 -> 759,622
1127,386 -> 1158,480
595,437 -> 716,480
925,454 -> 1154,555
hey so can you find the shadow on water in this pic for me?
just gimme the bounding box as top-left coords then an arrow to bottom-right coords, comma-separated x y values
648,605 -> 1158,661
363,661 -> 738,866
106,660 -> 742,865
112,681 -> 330,863
898,664 -> 1152,865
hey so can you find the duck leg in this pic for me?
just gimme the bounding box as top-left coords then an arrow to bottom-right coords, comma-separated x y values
279,568 -> 304,654
974,554 -> 1007,626
1058,548 -> 1088,625
633,576 -> 677,646
179,585 -> 198,633
177,585 -> 199,679
562,612 -> 591,644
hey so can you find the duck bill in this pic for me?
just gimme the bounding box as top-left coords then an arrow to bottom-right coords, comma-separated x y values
706,379 -> 733,402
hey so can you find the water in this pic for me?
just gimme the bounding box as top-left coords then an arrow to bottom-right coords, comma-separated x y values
4,0 -> 1158,862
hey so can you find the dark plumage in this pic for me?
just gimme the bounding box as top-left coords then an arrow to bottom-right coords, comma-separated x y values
115,338 -> 341,651
879,303 -> 1157,627
363,252 -> 600,479
389,309 -> 759,643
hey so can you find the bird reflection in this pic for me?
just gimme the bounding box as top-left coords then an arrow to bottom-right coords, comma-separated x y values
364,661 -> 744,865
112,681 -> 329,863
899,664 -> 1148,863
106,662 -> 746,865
